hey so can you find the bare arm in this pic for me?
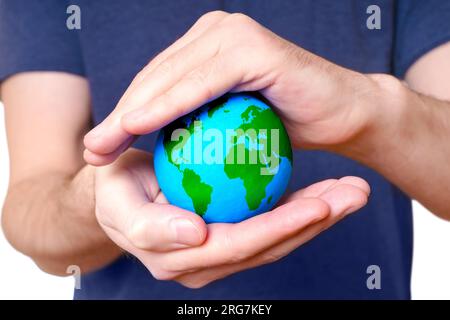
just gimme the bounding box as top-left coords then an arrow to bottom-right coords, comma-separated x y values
1,72 -> 121,275
336,42 -> 450,219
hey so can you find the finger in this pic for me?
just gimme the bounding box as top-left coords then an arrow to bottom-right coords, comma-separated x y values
83,135 -> 136,166
284,176 -> 370,202
239,182 -> 369,271
331,176 -> 370,194
100,197 -> 208,252
279,179 -> 338,203
158,197 -> 330,272
125,202 -> 208,252
123,11 -> 229,103
175,200 -> 345,288
96,166 -> 207,252
121,18 -> 285,134
175,178 -> 370,288
122,52 -> 246,134
83,11 -> 229,160
120,27 -> 224,115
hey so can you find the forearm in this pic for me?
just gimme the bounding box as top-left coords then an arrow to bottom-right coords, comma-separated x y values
2,165 -> 121,275
333,74 -> 450,219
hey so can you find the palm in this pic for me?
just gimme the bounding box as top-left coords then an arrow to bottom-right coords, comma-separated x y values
95,148 -> 369,288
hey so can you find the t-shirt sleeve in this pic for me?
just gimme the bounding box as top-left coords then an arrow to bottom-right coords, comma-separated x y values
394,0 -> 450,78
0,0 -> 85,82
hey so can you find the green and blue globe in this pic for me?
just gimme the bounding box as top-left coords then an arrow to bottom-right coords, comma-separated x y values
154,93 -> 293,223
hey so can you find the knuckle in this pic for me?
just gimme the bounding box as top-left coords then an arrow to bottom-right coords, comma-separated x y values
198,10 -> 228,24
150,267 -> 176,281
370,73 -> 405,98
126,218 -> 150,249
220,14 -> 273,58
221,14 -> 254,40
227,13 -> 254,26
178,278 -> 209,289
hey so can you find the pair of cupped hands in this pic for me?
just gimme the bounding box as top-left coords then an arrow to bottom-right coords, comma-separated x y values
84,12 -> 370,288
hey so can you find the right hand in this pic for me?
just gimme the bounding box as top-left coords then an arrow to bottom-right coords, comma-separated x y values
95,148 -> 369,288
84,11 -> 380,167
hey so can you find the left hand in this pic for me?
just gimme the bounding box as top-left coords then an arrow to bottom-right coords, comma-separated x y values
95,149 -> 369,288
83,11 -> 379,166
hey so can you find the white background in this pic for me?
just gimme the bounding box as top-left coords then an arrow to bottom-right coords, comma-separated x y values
0,102 -> 449,300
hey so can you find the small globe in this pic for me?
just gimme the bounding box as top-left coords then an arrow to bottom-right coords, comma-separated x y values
154,93 -> 293,223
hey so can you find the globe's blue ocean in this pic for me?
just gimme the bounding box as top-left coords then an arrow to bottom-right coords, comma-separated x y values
154,93 -> 292,223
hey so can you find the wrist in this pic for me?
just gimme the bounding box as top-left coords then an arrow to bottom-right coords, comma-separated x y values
64,165 -> 95,219
64,165 -> 117,245
328,73 -> 412,166
57,165 -> 122,272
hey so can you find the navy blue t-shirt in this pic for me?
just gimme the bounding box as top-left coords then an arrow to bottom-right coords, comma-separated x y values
1,0 -> 450,299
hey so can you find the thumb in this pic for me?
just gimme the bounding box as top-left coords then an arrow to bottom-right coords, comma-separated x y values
122,202 -> 208,252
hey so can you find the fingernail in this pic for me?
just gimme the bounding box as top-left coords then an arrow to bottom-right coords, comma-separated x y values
170,218 -> 201,245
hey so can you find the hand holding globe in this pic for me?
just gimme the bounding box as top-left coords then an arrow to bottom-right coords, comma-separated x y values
94,93 -> 369,288
95,147 -> 369,288
86,11 -> 371,288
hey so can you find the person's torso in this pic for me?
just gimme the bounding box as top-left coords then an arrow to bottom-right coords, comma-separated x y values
74,0 -> 412,299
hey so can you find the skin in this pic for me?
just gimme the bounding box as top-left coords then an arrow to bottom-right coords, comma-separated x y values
1,11 -> 449,288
